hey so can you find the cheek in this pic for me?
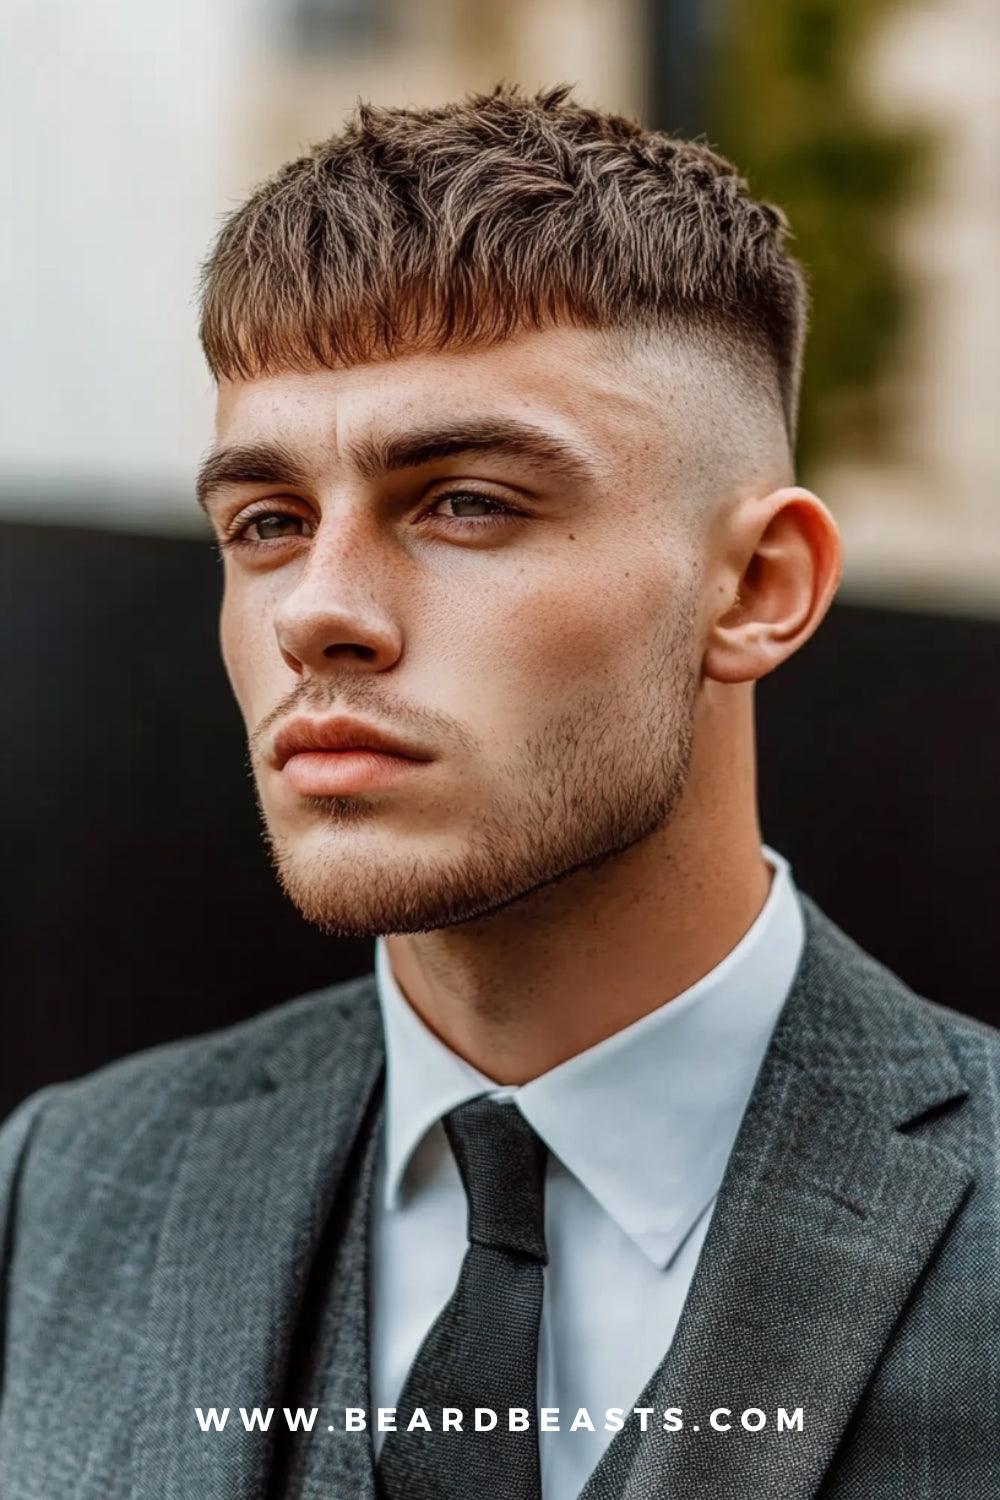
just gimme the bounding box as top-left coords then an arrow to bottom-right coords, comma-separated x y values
219,584 -> 274,718
435,557 -> 676,718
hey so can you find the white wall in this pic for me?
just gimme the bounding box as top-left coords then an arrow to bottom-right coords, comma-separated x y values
0,0 -> 644,534
0,0 -> 245,529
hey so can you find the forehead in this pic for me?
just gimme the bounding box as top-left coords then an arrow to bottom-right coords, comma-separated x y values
213,325 -> 675,465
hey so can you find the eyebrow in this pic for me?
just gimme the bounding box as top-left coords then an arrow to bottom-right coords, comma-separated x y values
195,418 -> 597,512
195,441 -> 310,512
344,419 -> 598,488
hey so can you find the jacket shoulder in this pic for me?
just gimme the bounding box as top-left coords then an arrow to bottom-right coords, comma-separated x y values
0,970 -> 379,1155
799,893 -> 1000,1086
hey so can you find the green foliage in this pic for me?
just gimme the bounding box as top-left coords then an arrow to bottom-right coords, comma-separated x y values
709,0 -> 929,476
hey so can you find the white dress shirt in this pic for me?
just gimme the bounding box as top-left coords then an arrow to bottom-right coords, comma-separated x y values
369,849 -> 805,1500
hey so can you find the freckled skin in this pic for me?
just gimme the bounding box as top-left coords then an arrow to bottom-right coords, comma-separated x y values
215,330 -> 702,929
208,325 -> 840,1078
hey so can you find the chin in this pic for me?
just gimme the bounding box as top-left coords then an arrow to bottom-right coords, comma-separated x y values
271,862 -> 489,938
267,820 -> 661,940
264,824 -> 482,938
265,822 -> 545,937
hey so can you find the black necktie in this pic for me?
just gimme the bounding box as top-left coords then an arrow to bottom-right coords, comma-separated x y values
377,1096 -> 549,1500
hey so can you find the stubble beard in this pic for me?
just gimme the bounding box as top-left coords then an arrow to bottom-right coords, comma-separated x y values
259,602 -> 701,939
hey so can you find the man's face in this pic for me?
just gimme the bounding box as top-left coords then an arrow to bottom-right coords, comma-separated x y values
206,326 -> 711,936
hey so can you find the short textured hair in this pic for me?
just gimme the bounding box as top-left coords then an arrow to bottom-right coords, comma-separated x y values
200,85 -> 807,441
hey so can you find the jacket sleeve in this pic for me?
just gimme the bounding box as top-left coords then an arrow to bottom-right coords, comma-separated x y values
0,1089 -> 61,1395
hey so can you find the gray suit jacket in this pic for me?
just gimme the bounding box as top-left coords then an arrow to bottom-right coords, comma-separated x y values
1,898 -> 998,1498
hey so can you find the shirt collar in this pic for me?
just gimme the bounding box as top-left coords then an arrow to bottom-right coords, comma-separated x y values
375,848 -> 805,1269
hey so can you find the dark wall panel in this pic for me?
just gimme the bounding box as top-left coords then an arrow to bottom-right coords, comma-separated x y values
757,602 -> 999,1021
1,520 -> 997,1117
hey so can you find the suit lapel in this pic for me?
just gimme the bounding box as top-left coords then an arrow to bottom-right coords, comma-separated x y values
124,908 -> 977,1500
582,901 -> 974,1500
130,979 -> 384,1500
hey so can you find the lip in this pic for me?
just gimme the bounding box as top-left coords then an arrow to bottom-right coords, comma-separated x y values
271,715 -> 432,797
272,715 -> 432,770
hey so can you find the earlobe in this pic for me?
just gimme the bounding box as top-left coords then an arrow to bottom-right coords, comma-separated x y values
703,487 -> 842,685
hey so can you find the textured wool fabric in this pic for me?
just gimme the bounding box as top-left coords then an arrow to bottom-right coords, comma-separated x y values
377,1098 -> 549,1500
265,1088 -> 384,1500
2,903 -> 1000,1498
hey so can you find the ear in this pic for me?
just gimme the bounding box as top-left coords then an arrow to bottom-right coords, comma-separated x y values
703,487 -> 842,685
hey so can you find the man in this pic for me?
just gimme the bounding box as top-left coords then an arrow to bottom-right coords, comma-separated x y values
0,86 -> 996,1500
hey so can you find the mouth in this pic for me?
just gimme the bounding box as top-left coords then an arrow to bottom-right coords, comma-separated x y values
271,716 -> 432,797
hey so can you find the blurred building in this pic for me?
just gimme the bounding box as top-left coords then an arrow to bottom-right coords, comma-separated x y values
817,0 -> 1000,614
1,0 -> 998,611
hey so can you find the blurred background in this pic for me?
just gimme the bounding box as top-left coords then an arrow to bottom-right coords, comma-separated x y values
2,0 -> 998,1116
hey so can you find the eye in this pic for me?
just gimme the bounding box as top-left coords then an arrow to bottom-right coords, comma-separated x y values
429,491 -> 519,522
246,512 -> 308,540
222,509 -> 313,548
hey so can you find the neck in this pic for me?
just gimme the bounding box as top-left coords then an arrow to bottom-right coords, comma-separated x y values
384,696 -> 770,1084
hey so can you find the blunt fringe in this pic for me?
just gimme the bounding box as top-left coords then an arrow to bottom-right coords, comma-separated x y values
199,85 -> 808,440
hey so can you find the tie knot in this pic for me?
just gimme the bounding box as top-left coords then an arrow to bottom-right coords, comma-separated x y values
443,1097 -> 549,1263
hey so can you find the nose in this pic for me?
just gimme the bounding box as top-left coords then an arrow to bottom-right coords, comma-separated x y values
273,516 -> 404,678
